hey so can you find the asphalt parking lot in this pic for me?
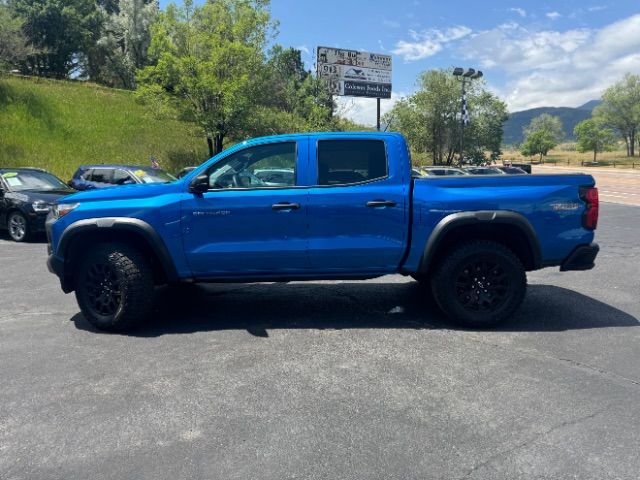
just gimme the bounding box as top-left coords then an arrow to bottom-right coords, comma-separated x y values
1,203 -> 639,480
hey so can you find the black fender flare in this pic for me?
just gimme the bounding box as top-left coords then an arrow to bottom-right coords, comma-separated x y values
57,217 -> 179,283
418,210 -> 542,273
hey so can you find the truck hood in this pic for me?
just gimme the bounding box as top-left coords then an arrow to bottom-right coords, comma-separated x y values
59,181 -> 182,204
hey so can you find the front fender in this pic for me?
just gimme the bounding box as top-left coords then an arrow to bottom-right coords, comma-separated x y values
55,217 -> 179,285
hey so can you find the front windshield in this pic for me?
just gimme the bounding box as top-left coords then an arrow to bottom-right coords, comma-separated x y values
1,170 -> 68,191
130,168 -> 176,184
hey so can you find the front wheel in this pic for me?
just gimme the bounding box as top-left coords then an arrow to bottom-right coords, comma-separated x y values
75,243 -> 154,332
431,241 -> 526,328
8,211 -> 29,242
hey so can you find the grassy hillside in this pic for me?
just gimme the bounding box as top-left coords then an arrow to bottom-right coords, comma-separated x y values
0,76 -> 208,180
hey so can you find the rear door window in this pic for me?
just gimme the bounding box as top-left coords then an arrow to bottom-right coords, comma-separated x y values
91,169 -> 114,184
316,140 -> 387,186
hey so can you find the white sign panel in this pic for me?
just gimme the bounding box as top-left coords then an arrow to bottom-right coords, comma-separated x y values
317,46 -> 392,99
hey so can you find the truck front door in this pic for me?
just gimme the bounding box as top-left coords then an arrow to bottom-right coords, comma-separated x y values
182,139 -> 310,277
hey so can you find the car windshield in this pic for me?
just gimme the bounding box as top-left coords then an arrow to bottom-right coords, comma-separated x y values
130,168 -> 176,184
1,170 -> 68,191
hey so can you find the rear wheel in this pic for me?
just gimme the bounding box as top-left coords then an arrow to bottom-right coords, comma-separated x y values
431,241 -> 526,328
8,211 -> 29,242
75,243 -> 154,332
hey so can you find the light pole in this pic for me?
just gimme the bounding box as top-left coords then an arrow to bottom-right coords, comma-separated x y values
453,67 -> 483,164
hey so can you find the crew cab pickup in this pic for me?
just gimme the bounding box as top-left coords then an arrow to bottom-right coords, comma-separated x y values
46,132 -> 599,331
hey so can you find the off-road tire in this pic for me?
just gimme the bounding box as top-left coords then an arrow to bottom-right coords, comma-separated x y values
75,243 -> 154,332
431,240 -> 526,328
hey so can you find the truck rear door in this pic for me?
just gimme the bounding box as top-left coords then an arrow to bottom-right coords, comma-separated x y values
305,135 -> 409,272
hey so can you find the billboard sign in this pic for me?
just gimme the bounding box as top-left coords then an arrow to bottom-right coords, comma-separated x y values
317,46 -> 392,99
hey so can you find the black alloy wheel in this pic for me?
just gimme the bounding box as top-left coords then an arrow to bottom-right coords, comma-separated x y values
75,243 -> 154,332
85,261 -> 123,316
454,259 -> 509,313
431,240 -> 527,328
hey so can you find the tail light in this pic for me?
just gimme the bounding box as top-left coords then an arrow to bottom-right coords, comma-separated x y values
580,186 -> 599,230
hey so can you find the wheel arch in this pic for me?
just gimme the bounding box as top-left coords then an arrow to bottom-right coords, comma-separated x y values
419,211 -> 542,274
58,218 -> 179,290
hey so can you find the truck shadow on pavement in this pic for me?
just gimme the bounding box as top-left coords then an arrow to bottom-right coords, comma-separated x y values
71,282 -> 639,336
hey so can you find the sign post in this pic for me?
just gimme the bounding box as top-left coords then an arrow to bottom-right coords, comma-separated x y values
317,46 -> 392,130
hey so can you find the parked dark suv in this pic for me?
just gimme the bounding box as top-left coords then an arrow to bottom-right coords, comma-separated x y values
1,168 -> 75,242
69,165 -> 176,191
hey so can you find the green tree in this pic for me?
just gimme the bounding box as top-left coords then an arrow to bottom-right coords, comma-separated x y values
523,113 -> 564,144
136,0 -> 275,157
384,69 -> 507,165
0,4 -> 34,71
520,114 -> 563,163
252,45 -> 335,134
594,73 -> 640,157
465,90 -> 508,163
96,0 -> 158,88
520,130 -> 557,162
573,119 -> 617,163
10,0 -> 101,78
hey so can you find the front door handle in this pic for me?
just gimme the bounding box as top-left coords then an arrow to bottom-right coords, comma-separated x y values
366,200 -> 397,208
272,202 -> 300,211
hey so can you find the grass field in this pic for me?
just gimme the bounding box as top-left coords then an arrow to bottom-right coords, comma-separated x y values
0,75 -> 208,180
502,148 -> 639,169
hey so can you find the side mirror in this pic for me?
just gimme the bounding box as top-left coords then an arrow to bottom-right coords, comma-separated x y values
189,174 -> 209,195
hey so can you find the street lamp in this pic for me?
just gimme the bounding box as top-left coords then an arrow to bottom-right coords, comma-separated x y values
453,67 -> 483,163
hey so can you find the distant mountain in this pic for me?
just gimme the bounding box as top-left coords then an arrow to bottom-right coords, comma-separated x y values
503,100 -> 601,145
577,99 -> 602,111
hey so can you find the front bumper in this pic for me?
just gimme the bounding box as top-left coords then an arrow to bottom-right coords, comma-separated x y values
27,211 -> 49,233
45,214 -> 73,293
47,253 -> 73,293
560,243 -> 599,271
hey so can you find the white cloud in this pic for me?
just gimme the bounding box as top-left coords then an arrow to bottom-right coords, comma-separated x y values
588,5 -> 607,12
336,92 -> 406,127
296,45 -> 310,56
392,26 -> 472,61
510,7 -> 526,18
546,11 -> 561,20
464,23 -> 591,73
460,14 -> 640,111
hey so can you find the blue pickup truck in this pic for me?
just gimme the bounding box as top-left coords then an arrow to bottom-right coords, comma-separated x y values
46,132 -> 599,331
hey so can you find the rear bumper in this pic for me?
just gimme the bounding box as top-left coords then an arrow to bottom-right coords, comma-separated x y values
560,243 -> 599,271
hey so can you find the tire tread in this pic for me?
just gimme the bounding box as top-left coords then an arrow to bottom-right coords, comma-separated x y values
76,243 -> 154,332
430,240 -> 526,328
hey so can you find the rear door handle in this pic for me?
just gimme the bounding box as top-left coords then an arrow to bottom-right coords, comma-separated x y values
272,202 -> 300,211
366,200 -> 397,208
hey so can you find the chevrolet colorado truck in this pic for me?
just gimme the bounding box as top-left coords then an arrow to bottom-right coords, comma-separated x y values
46,132 -> 599,331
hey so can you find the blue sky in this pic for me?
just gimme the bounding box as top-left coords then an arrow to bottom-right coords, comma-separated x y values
163,0 -> 640,125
